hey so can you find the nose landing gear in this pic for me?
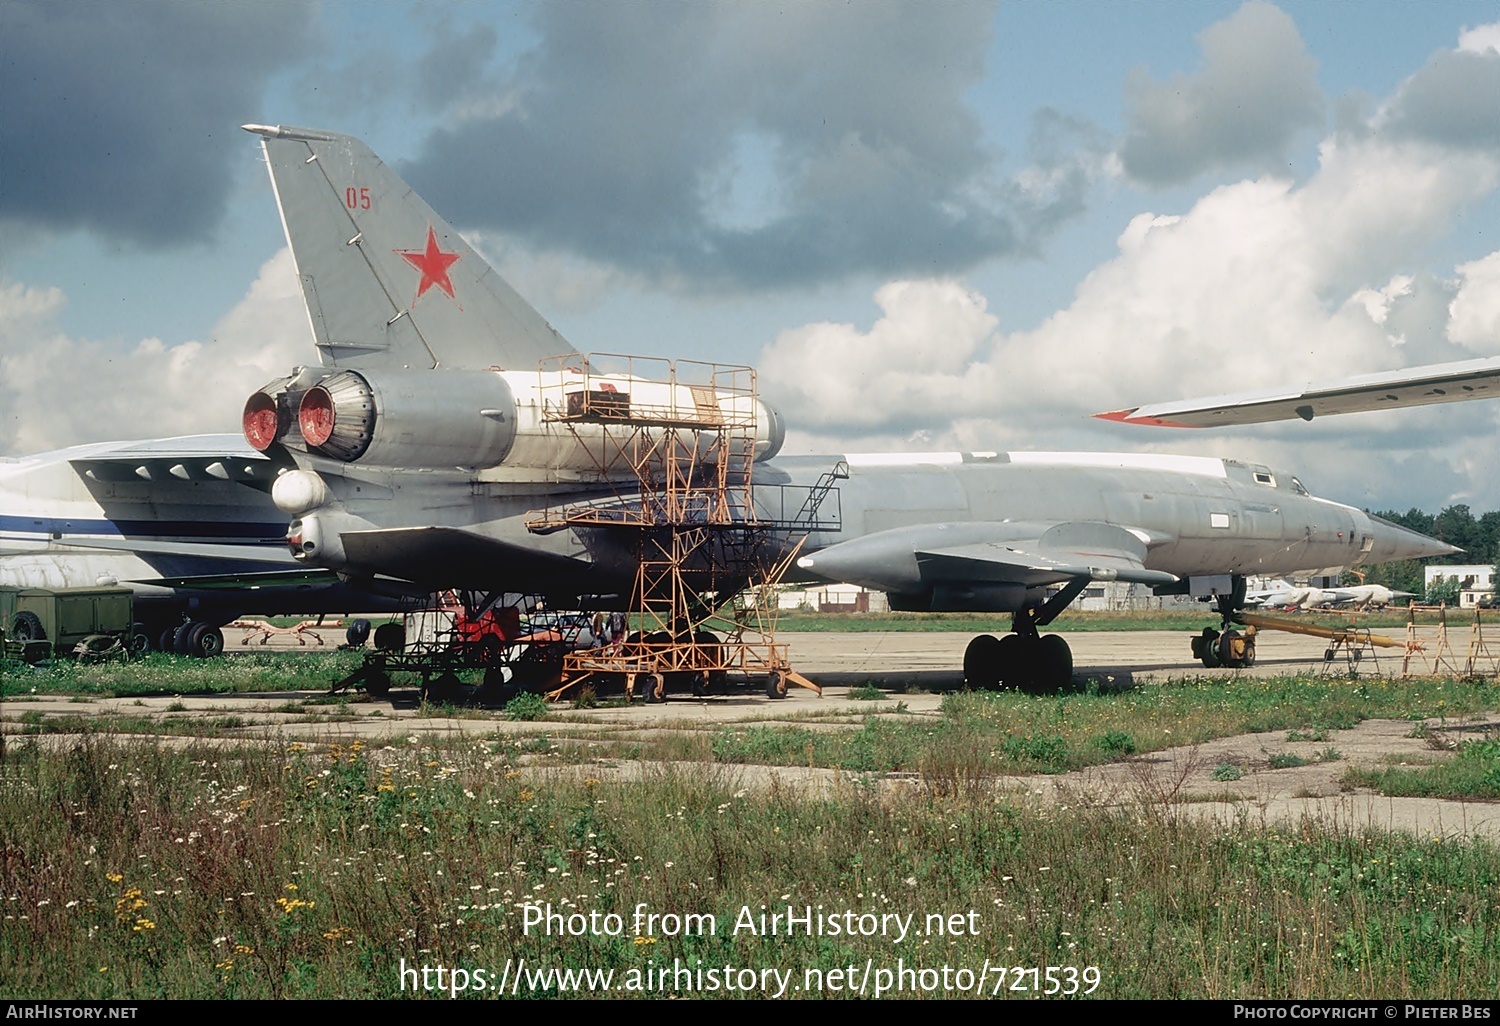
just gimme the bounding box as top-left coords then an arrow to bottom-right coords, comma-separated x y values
1190,577 -> 1256,669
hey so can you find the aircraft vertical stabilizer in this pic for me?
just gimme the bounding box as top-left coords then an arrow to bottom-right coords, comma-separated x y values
243,124 -> 575,372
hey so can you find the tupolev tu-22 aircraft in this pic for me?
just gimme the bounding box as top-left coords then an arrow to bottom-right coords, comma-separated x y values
224,123 -> 1452,689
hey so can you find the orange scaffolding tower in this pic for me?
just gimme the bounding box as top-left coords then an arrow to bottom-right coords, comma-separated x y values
525,354 -> 842,701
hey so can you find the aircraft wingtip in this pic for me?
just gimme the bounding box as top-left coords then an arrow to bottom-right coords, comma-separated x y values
1093,408 -> 1201,429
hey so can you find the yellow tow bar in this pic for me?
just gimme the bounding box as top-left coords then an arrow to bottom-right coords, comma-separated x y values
1236,611 -> 1409,650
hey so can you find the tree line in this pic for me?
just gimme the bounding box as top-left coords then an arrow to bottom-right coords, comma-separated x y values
1359,505 -> 1500,598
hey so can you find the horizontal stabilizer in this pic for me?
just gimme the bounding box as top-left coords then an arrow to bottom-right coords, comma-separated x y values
339,526 -> 594,591
1097,355 -> 1500,428
246,124 -> 575,372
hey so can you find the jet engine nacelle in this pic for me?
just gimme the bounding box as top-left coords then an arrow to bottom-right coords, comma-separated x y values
243,368 -> 785,471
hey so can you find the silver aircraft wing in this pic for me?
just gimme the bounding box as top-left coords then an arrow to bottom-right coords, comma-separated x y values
917,522 -> 1180,588
795,520 -> 1178,599
1095,355 -> 1500,428
243,124 -> 576,372
69,443 -> 282,490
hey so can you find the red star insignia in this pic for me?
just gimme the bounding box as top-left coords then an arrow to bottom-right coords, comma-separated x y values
396,226 -> 461,303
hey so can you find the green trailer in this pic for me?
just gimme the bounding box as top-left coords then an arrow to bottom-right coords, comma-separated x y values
1,586 -> 135,663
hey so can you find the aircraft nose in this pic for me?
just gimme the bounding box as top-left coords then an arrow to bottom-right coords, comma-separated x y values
1365,514 -> 1461,564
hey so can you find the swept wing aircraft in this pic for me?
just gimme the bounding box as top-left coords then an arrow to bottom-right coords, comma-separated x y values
1242,578 -> 1413,610
0,435 -> 409,655
230,123 -> 1452,689
1096,356 -> 1500,428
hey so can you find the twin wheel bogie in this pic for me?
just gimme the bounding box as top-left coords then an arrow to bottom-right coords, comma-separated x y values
1190,627 -> 1256,670
963,632 -> 1074,694
150,621 -> 225,659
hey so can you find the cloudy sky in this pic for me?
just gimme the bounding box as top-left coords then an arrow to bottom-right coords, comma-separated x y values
3,0 -> 1500,514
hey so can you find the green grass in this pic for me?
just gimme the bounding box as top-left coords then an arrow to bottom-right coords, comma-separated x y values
697,674 -> 1500,778
0,651 -> 365,698
504,692 -> 551,721
6,712 -> 251,738
1348,738 -> 1500,800
4,735 -> 1500,999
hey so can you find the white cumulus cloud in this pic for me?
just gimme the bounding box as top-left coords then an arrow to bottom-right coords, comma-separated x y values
0,248 -> 308,454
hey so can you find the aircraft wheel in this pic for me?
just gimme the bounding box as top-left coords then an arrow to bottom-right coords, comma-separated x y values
1216,629 -> 1249,669
129,622 -> 153,656
765,671 -> 789,700
10,611 -> 45,642
963,634 -> 1003,690
187,623 -> 225,659
1194,628 -> 1222,668
345,618 -> 371,647
996,633 -> 1033,690
1036,634 -> 1073,693
373,622 -> 406,652
159,626 -> 180,654
172,622 -> 198,655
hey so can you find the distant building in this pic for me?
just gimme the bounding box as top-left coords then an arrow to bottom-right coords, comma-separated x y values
1072,581 -> 1195,612
774,584 -> 890,613
1423,565 -> 1496,608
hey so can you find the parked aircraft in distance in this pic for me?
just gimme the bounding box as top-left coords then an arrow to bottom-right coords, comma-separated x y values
0,436 -> 409,656
224,123 -> 1452,688
1242,578 -> 1413,610
1096,355 -> 1500,428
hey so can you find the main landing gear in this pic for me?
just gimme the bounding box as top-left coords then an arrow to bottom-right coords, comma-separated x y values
961,579 -> 1087,694
1189,577 -> 1257,670
963,631 -> 1073,694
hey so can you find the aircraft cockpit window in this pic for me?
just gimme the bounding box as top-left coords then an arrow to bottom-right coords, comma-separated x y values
1289,476 -> 1309,496
1253,471 -> 1276,486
